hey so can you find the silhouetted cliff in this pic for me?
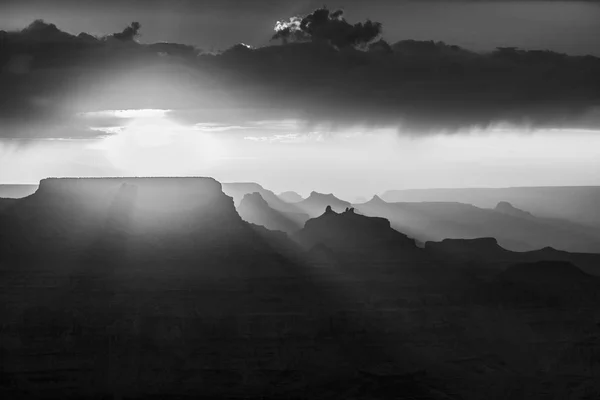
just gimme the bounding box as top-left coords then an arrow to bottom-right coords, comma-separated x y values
293,206 -> 419,260
295,192 -> 352,217
0,178 -> 288,265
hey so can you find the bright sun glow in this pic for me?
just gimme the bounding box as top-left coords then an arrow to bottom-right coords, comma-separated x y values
90,110 -> 225,176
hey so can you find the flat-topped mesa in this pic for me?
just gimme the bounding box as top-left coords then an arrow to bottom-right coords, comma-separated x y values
0,177 -> 259,258
37,177 -> 240,226
307,191 -> 340,201
37,177 -> 225,209
38,176 -> 222,190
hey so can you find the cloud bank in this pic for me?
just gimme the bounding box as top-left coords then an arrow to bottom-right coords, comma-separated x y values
1,11 -> 600,139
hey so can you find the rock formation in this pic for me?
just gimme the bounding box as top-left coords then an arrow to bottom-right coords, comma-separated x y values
237,192 -> 308,233
278,191 -> 304,203
293,207 -> 419,260
294,191 -> 352,218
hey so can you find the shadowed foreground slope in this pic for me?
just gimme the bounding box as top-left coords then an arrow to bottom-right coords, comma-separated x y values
0,178 -> 450,399
2,178 -> 600,399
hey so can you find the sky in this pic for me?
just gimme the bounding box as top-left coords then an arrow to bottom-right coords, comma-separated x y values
1,0 -> 600,198
2,0 -> 600,55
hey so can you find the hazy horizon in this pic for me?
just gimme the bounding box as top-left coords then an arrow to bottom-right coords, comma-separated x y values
2,113 -> 600,199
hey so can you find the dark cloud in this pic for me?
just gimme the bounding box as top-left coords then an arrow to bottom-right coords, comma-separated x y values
111,21 -> 141,42
206,39 -> 600,133
273,7 -> 382,49
1,18 -> 600,139
0,20 -> 201,138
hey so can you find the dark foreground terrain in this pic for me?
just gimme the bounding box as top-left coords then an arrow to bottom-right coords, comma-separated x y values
1,178 -> 600,399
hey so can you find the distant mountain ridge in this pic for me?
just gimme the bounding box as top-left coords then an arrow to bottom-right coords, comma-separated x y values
0,184 -> 38,198
4,181 -> 600,254
381,186 -> 600,228
355,196 -> 600,253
